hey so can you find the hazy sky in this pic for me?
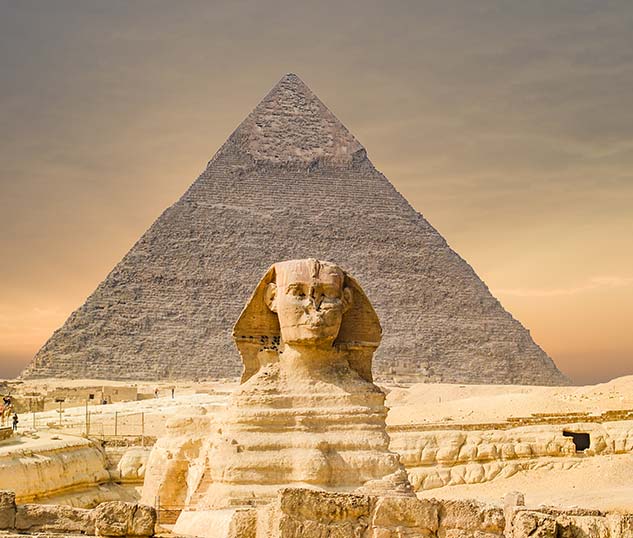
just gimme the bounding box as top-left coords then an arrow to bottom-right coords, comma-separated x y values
1,1 -> 632,383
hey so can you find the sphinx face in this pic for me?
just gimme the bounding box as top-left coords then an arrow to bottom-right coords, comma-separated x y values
266,259 -> 352,347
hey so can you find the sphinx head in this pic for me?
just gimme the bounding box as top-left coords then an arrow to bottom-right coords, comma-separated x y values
264,259 -> 352,347
233,259 -> 381,383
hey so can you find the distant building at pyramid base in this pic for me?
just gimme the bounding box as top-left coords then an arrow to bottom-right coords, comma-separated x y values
22,74 -> 568,386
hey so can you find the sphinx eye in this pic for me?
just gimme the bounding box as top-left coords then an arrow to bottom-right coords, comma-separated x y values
287,285 -> 305,298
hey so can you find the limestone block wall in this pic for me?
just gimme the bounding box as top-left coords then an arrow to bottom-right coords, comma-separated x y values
0,494 -> 156,537
388,420 -> 633,491
254,488 -> 633,538
0,436 -> 110,501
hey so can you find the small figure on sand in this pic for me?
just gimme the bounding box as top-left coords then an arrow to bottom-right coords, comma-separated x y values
12,413 -> 18,432
154,387 -> 159,399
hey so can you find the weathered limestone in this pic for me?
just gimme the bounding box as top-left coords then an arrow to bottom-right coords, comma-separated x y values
389,419 -> 633,491
147,259 -> 413,535
253,488 -> 633,538
94,501 -> 156,537
140,412 -> 213,522
0,494 -> 156,537
116,448 -> 150,483
438,499 -> 506,538
0,434 -> 109,501
14,504 -> 95,534
23,73 -> 567,386
0,491 -> 16,529
256,489 -> 506,538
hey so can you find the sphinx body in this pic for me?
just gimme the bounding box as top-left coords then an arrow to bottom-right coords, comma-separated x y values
191,349 -> 406,510
155,259 -> 411,534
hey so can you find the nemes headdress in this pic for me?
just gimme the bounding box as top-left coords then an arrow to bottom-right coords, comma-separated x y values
233,259 -> 382,383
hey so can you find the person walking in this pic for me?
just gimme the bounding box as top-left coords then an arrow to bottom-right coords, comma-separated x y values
12,413 -> 18,432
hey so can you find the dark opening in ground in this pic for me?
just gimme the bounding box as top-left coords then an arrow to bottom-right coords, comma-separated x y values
563,431 -> 590,451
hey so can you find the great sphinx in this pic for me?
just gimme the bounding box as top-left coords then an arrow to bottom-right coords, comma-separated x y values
150,259 -> 411,535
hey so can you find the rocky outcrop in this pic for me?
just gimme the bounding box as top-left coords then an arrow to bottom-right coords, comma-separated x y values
0,493 -> 156,537
23,73 -> 567,386
389,419 -> 633,491
0,434 -> 109,501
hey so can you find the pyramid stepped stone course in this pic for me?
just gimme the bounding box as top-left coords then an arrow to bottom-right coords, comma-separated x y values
22,73 -> 568,385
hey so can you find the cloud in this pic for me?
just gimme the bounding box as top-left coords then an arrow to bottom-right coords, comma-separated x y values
494,276 -> 633,297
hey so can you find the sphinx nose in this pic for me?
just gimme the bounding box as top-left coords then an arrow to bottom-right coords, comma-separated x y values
303,288 -> 322,311
310,289 -> 324,310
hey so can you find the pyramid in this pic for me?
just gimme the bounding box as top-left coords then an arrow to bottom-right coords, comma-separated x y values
23,74 -> 568,385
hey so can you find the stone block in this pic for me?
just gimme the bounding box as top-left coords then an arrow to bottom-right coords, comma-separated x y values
14,503 -> 95,534
94,501 -> 156,537
512,511 -> 557,538
278,488 -> 371,522
227,508 -> 256,538
439,499 -> 505,536
608,514 -> 633,537
556,514 -> 611,538
0,490 -> 16,530
371,496 -> 438,531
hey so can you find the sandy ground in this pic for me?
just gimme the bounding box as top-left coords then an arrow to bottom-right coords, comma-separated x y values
0,430 -> 92,456
385,375 -> 633,425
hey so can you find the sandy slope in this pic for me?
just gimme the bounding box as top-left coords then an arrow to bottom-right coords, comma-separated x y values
385,375 -> 633,425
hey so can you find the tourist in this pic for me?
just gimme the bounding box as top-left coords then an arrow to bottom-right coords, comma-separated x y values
171,387 -> 175,399
154,387 -> 159,399
12,413 -> 18,432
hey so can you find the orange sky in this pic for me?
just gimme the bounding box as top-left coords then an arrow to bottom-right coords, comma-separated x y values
1,1 -> 632,383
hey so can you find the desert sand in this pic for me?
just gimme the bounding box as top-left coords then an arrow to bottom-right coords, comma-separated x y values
386,375 -> 633,426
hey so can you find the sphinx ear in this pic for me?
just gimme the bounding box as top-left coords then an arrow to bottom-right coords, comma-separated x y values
342,286 -> 353,314
264,283 -> 278,312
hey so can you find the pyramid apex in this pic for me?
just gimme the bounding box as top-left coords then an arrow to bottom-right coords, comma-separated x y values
224,74 -> 366,165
